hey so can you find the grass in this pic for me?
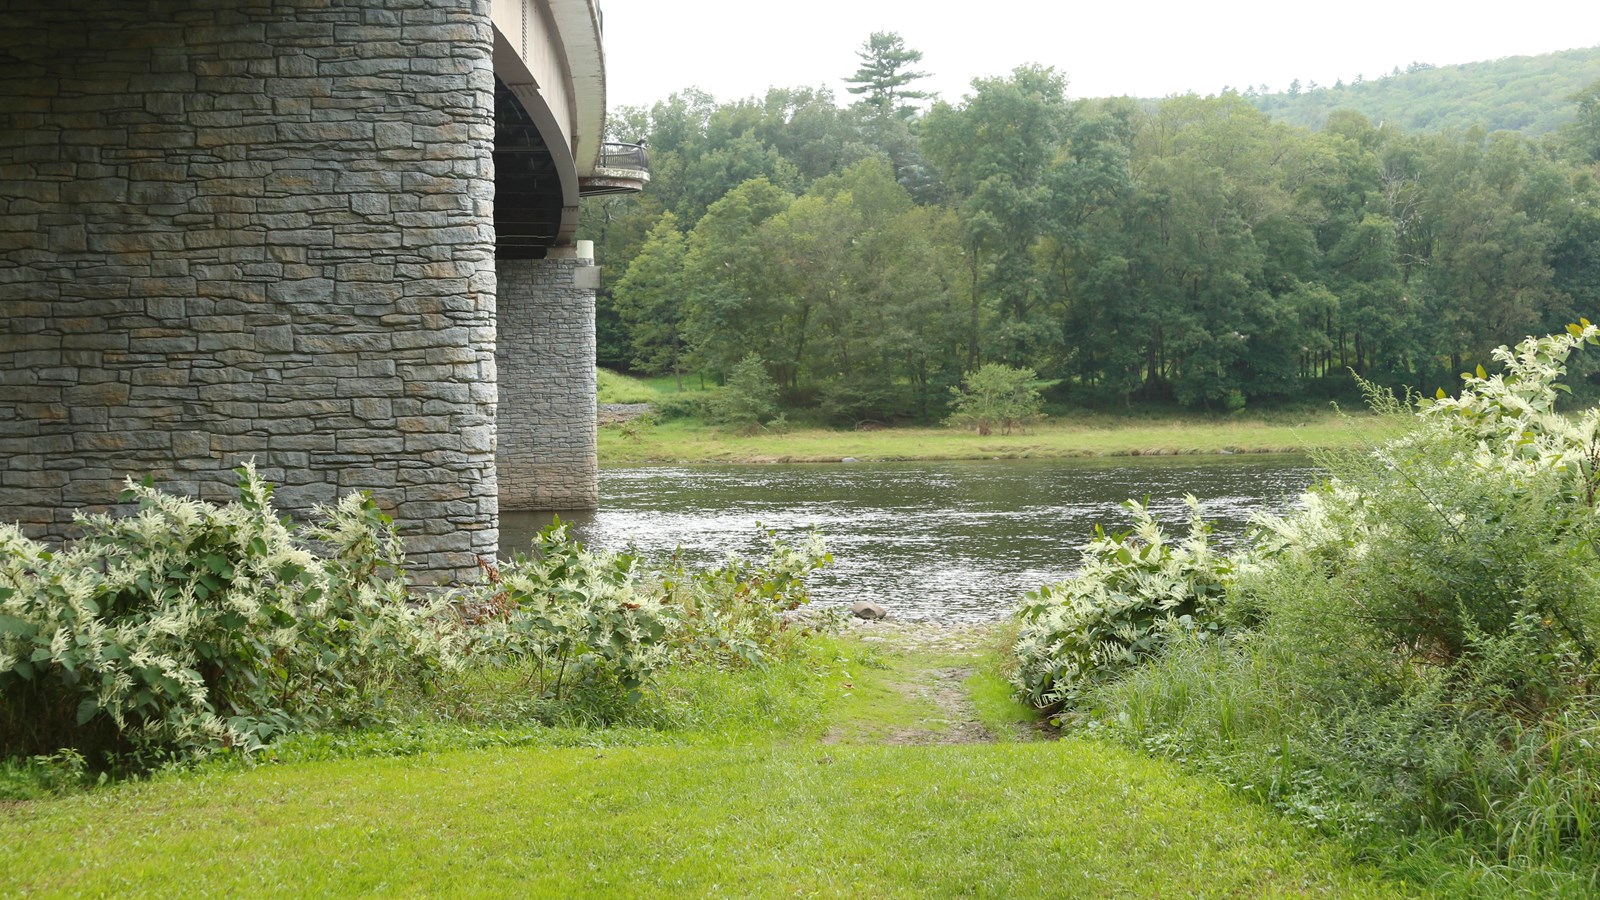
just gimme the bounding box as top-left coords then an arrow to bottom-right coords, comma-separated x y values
599,410 -> 1407,465
0,742 -> 1403,897
597,366 -> 1406,464
0,631 -> 1409,897
597,368 -> 716,405
820,637 -> 970,744
963,628 -> 1042,743
597,368 -> 671,405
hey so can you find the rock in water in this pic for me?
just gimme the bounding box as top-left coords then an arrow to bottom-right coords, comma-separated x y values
850,601 -> 887,620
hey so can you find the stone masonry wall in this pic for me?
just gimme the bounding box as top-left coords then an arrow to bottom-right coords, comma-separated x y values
0,0 -> 500,583
496,256 -> 597,511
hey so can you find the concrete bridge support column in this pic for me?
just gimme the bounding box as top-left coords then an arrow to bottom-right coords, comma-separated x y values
495,250 -> 599,513
0,0 -> 500,583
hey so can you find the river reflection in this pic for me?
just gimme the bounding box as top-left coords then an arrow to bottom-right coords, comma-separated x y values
501,456 -> 1320,623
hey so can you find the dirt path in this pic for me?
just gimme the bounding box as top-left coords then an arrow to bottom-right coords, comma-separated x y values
885,664 -> 994,744
822,619 -> 1041,745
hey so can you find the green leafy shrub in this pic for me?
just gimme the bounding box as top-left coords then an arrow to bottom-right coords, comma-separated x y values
1011,497 -> 1230,709
464,519 -> 671,714
946,363 -> 1044,435
816,375 -> 916,426
0,467 -> 838,770
1041,324 -> 1600,888
1292,433 -> 1600,682
705,352 -> 781,430
651,392 -> 714,422
0,466 -> 456,761
657,530 -> 832,668
0,748 -> 93,800
451,521 -> 832,723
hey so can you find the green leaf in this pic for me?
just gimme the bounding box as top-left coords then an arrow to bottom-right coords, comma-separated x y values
1475,364 -> 1487,379
0,613 -> 33,636
76,698 -> 98,725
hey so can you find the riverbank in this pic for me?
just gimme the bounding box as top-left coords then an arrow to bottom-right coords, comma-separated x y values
598,410 -> 1406,465
0,625 -> 1401,897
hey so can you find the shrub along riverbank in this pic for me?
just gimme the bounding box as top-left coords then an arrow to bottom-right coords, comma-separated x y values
0,471 -> 831,769
1010,325 -> 1600,894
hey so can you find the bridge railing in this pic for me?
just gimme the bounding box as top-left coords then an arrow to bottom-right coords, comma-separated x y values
598,142 -> 649,173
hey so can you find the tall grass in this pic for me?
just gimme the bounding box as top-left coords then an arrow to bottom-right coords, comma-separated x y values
1089,627 -> 1600,893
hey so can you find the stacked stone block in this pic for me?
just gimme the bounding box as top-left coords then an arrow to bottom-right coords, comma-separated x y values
496,255 -> 598,511
0,0 -> 500,582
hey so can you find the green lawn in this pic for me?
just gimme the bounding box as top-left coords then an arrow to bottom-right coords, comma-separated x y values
596,365 -> 1408,465
0,742 -> 1404,897
0,633 -> 1409,897
600,411 -> 1405,465
597,368 -> 716,404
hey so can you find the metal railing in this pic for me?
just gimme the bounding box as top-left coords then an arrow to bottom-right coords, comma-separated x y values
597,142 -> 649,173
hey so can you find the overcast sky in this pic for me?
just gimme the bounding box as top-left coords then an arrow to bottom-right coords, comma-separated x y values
598,1 -> 1600,111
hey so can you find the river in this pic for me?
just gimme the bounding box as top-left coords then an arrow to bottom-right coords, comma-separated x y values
501,455 -> 1320,623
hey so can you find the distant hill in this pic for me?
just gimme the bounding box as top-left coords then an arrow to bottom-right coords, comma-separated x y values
1244,45 -> 1600,135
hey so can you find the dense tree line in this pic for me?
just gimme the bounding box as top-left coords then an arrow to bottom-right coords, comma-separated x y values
1248,45 -> 1600,136
582,36 -> 1600,421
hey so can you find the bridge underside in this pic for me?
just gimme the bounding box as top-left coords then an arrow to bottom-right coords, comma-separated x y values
0,0 -> 600,582
494,78 -> 563,260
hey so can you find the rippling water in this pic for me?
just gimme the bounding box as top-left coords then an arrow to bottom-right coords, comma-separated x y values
501,456 -> 1320,623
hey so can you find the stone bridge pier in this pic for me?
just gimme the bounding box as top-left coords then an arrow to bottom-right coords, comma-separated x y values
0,0 -> 644,582
497,250 -> 599,513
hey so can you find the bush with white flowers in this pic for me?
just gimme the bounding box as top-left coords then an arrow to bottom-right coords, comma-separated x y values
0,465 -> 458,760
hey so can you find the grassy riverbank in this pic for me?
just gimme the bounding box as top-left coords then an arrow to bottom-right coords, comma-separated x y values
0,628 -> 1405,898
598,411 -> 1404,465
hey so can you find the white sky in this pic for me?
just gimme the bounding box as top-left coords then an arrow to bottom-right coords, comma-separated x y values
598,1 -> 1600,110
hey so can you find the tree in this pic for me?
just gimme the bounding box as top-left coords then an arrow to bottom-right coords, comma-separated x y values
843,32 -> 931,119
706,353 -> 780,429
611,213 -> 690,387
923,65 -> 1070,368
946,363 -> 1044,435
591,51 -> 1600,422
682,178 -> 797,380
1569,77 -> 1600,162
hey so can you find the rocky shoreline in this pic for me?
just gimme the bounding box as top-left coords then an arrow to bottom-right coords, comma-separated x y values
833,614 -> 1007,656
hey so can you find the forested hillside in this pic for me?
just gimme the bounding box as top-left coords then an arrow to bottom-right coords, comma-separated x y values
1247,45 -> 1600,135
581,35 -> 1600,422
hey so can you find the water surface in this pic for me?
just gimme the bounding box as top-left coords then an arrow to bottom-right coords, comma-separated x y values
502,456 -> 1318,623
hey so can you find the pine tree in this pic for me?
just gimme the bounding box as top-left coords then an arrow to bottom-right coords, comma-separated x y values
843,32 -> 931,118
